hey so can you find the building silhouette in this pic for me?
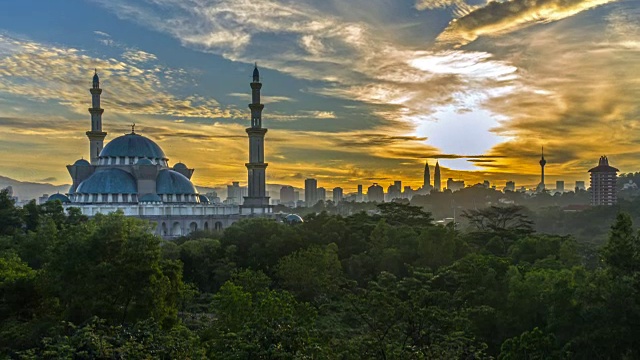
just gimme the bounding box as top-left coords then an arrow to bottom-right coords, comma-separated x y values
367,183 -> 384,202
537,147 -> 546,192
589,156 -> 618,206
332,187 -> 343,203
317,187 -> 326,202
575,181 -> 586,191
446,178 -> 464,192
423,161 -> 432,193
505,181 -> 515,192
305,178 -> 318,206
434,161 -> 441,191
556,180 -> 564,193
226,182 -> 246,204
357,184 -> 363,202
280,185 -> 295,205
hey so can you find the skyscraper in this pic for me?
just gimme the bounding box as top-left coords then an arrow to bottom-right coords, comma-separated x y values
538,147 -> 546,192
87,70 -> 107,164
280,186 -> 295,205
505,181 -> 515,192
423,161 -> 431,192
589,156 -> 618,206
243,64 -> 270,209
434,161 -> 441,191
317,187 -> 326,202
357,184 -> 363,202
305,178 -> 318,206
332,187 -> 343,203
368,183 -> 384,202
556,180 -> 565,193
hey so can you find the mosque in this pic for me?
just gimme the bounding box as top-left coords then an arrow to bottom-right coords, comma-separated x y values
49,66 -> 272,237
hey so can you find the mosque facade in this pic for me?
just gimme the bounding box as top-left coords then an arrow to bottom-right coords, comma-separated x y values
50,67 -> 272,237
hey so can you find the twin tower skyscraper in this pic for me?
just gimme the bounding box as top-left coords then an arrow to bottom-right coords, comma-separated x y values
423,160 -> 441,192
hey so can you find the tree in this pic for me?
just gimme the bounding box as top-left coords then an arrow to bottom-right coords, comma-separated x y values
43,212 -> 183,326
205,278 -> 318,359
377,202 -> 434,227
276,243 -> 345,303
602,212 -> 638,274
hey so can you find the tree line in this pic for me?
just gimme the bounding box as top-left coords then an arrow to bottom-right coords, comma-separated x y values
1,189 -> 639,359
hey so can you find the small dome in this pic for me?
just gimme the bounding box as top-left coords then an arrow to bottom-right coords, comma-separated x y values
136,158 -> 154,165
156,169 -> 197,195
173,162 -> 188,170
284,214 -> 304,224
73,159 -> 91,167
198,194 -> 210,203
139,193 -> 162,203
100,133 -> 166,160
76,168 -> 137,194
47,193 -> 71,204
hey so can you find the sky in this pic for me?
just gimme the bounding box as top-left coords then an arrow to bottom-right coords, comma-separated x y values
0,0 -> 638,192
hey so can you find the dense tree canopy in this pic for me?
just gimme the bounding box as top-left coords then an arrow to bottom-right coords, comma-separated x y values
0,189 -> 639,359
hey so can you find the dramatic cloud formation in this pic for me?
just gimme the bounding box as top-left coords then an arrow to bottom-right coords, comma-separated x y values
437,0 -> 622,46
0,0 -> 636,191
0,34 -> 238,120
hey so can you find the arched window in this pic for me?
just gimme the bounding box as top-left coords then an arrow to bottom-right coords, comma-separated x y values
171,222 -> 182,237
214,222 -> 223,231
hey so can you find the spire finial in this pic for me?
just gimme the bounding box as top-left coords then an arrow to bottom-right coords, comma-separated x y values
131,123 -> 136,134
252,62 -> 260,82
94,68 -> 97,75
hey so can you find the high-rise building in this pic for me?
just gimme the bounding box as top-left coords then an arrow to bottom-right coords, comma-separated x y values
505,181 -> 515,192
317,187 -> 326,202
434,161 -> 442,191
332,187 -> 343,203
243,64 -> 270,209
368,183 -> 384,202
556,180 -> 565,193
305,178 -> 318,206
357,184 -> 363,202
589,156 -> 618,206
387,181 -> 402,200
280,186 -> 295,204
227,182 -> 245,205
538,147 -> 546,192
446,178 -> 464,192
483,180 -> 490,188
423,161 -> 431,192
575,181 -> 586,191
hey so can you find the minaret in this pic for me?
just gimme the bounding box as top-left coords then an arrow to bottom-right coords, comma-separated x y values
538,146 -> 546,192
243,64 -> 270,208
86,70 -> 107,164
434,160 -> 441,191
423,161 -> 431,192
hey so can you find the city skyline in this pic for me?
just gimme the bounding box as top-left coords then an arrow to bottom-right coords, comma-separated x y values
0,0 -> 638,190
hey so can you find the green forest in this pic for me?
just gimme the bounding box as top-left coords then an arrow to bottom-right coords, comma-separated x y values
1,189 -> 639,359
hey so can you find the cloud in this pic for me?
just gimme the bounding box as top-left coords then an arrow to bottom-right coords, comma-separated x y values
0,34 -> 240,120
437,0 -> 621,46
227,92 -> 294,104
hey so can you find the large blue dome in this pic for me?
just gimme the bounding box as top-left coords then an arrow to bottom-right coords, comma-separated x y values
100,133 -> 166,160
156,169 -> 197,194
76,168 -> 137,194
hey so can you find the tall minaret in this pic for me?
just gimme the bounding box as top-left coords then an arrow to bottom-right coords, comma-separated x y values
434,160 -> 441,191
243,64 -> 270,208
86,70 -> 107,164
423,161 -> 431,192
538,146 -> 546,192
